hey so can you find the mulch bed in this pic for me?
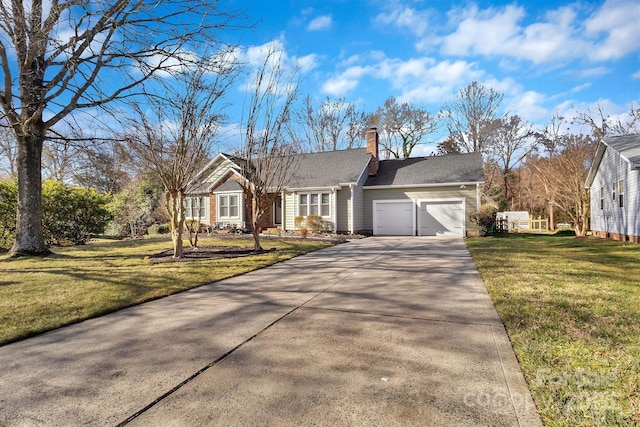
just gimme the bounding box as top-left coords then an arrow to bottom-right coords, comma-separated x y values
148,246 -> 275,264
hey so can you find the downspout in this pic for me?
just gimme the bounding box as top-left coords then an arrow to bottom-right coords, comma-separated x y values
332,188 -> 337,233
281,190 -> 285,231
349,184 -> 354,235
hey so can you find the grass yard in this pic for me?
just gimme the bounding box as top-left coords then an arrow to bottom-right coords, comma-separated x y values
466,234 -> 640,426
0,236 -> 332,346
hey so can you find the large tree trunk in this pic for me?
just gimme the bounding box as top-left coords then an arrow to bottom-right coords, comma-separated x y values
166,190 -> 185,258
9,133 -> 51,257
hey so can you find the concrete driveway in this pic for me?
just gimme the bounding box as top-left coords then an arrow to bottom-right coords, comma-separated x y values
0,237 -> 541,426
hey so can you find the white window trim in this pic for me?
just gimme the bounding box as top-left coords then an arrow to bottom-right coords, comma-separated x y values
297,192 -> 331,218
217,192 -> 242,221
185,196 -> 207,219
618,179 -> 624,208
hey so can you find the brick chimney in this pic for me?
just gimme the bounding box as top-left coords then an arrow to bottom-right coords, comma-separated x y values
366,127 -> 379,176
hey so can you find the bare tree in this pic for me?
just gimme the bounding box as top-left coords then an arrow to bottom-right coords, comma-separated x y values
368,97 -> 439,159
238,47 -> 300,252
296,95 -> 366,152
0,0 -> 242,256
42,139 -> 79,182
126,57 -> 237,258
487,115 -> 535,208
575,102 -> 640,138
0,124 -> 17,179
547,134 -> 596,237
73,140 -> 135,194
528,113 -> 570,231
610,103 -> 640,135
440,81 -> 504,155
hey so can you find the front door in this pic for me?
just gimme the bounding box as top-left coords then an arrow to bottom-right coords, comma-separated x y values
272,195 -> 282,225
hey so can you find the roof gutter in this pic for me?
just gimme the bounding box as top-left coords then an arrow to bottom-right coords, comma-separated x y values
364,181 -> 484,190
286,186 -> 342,192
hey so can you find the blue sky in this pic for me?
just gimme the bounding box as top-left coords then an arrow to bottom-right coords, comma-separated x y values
217,0 -> 639,149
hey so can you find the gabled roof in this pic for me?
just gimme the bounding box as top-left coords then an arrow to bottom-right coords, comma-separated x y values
585,134 -> 640,188
188,148 -> 371,193
286,148 -> 371,189
364,152 -> 484,187
186,153 -> 245,193
604,134 -> 640,167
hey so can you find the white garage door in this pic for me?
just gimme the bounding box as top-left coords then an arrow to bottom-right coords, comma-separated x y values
373,201 -> 414,236
420,201 -> 464,236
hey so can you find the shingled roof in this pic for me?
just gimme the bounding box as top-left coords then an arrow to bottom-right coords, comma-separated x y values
604,134 -> 640,168
285,148 -> 371,188
585,134 -> 640,188
365,152 -> 484,187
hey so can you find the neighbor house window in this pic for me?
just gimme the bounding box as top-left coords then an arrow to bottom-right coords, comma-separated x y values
619,180 -> 624,208
218,194 -> 240,219
600,186 -> 604,210
298,192 -> 330,217
612,182 -> 616,202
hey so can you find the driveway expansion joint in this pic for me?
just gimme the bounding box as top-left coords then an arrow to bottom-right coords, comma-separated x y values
118,239 -> 402,425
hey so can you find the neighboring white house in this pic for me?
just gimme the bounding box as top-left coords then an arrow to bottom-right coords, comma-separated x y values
585,134 -> 640,243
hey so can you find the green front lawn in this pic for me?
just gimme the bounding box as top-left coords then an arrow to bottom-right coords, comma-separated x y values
0,236 -> 332,346
466,234 -> 640,426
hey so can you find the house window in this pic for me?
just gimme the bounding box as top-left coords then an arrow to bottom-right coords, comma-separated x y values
321,193 -> 330,216
599,186 -> 604,210
218,194 -> 240,219
185,196 -> 206,219
185,197 -> 192,218
298,192 -> 330,217
299,194 -> 308,216
619,180 -> 624,208
612,182 -> 616,202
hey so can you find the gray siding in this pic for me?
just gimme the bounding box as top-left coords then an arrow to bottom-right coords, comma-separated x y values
363,186 -> 479,233
352,185 -> 364,233
283,190 -> 338,231
590,147 -> 640,237
336,187 -> 351,232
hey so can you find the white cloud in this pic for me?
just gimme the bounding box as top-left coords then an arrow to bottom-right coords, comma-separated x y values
571,82 -> 592,94
322,65 -> 372,96
321,52 -> 483,104
570,67 -> 610,79
508,90 -> 549,122
442,4 -> 524,57
633,70 -> 640,79
374,7 -> 431,37
584,0 -> 640,61
307,15 -> 333,31
435,1 -> 639,65
237,39 -> 320,76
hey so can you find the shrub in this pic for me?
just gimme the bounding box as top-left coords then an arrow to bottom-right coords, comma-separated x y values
42,180 -> 112,245
156,223 -> 170,234
305,215 -> 324,232
0,180 -> 17,249
294,215 -> 305,229
470,206 -> 498,237
107,177 -> 163,238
